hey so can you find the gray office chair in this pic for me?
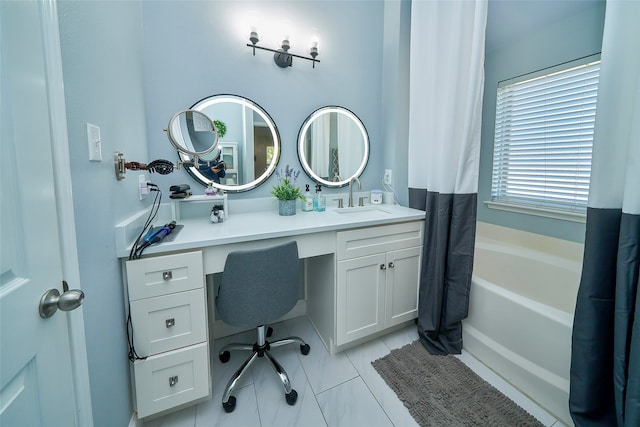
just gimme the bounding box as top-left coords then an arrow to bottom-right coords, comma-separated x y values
215,241 -> 310,413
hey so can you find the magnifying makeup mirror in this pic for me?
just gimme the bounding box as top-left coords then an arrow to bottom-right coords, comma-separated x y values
166,109 -> 219,165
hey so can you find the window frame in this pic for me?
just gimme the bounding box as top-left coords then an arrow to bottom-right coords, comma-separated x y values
487,53 -> 601,222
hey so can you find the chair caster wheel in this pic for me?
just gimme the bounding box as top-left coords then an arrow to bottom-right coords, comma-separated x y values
219,351 -> 230,363
222,396 -> 236,413
300,344 -> 310,355
285,389 -> 298,405
267,326 -> 273,337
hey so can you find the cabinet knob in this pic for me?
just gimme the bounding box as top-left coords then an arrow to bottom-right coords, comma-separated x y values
169,375 -> 179,387
165,318 -> 175,328
388,262 -> 395,268
380,264 -> 386,270
162,271 -> 173,281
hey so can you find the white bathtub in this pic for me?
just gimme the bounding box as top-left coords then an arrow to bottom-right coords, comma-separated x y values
462,223 -> 583,425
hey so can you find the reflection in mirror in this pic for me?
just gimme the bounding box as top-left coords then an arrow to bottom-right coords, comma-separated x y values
167,110 -> 218,163
175,94 -> 280,192
297,106 -> 369,187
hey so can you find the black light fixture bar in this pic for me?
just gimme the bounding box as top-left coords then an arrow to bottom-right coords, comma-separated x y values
246,32 -> 319,68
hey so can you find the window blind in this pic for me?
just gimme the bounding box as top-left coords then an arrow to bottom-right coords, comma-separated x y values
491,57 -> 600,213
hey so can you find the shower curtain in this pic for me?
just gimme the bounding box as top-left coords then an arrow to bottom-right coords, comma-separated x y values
569,2 -> 640,426
337,114 -> 359,183
310,114 -> 330,178
407,0 -> 487,355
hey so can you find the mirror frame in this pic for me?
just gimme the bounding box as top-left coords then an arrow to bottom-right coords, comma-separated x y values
178,94 -> 281,192
166,109 -> 219,163
297,106 -> 370,188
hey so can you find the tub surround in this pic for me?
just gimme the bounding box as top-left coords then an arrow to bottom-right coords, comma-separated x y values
464,222 -> 583,425
116,196 -> 424,419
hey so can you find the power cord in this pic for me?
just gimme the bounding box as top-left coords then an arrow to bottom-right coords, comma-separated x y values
127,183 -> 162,362
129,184 -> 162,261
127,308 -> 146,362
382,179 -> 400,205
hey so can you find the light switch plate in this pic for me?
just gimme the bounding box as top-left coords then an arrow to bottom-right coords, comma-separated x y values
87,123 -> 102,161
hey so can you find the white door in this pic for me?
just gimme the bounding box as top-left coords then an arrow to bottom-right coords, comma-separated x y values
1,1 -> 87,425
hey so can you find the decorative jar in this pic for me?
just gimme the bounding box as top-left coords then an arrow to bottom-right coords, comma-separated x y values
278,199 -> 297,216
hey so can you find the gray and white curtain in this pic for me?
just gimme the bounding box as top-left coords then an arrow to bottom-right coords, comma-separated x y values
570,2 -> 640,426
408,0 -> 487,355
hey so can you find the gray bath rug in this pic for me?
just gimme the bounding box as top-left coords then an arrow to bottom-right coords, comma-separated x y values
372,340 -> 545,427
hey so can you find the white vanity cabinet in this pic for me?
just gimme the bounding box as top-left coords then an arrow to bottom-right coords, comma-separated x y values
116,203 -> 425,418
125,251 -> 210,419
335,222 -> 422,346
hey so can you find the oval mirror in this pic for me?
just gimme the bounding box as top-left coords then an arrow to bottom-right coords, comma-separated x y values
174,94 -> 281,192
297,106 -> 369,187
167,110 -> 219,161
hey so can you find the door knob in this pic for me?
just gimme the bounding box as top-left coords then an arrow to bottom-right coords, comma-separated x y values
39,280 -> 85,318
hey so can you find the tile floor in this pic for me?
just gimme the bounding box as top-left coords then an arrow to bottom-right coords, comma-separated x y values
143,316 -> 562,427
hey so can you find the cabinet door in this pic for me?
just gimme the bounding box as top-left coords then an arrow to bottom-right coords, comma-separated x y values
385,247 -> 421,327
336,253 -> 386,346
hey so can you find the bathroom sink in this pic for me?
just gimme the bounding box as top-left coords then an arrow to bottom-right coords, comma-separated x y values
333,206 -> 393,217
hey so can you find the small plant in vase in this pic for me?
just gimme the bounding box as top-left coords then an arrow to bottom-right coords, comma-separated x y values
213,120 -> 227,138
271,165 -> 305,216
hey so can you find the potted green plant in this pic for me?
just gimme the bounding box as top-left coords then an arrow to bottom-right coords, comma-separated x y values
271,165 -> 305,216
213,120 -> 227,138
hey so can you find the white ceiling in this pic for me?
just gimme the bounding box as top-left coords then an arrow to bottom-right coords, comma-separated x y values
485,0 -> 604,52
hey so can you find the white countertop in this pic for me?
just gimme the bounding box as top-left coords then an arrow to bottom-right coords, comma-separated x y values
115,201 -> 425,259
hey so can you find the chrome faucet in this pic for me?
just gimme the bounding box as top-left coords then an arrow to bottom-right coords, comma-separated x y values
348,177 -> 361,207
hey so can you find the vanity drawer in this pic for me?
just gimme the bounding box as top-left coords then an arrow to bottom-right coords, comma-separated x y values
133,342 -> 210,419
126,251 -> 204,301
337,221 -> 423,261
130,288 -> 207,356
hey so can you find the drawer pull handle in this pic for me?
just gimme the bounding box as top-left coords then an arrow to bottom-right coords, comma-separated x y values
388,262 -> 395,268
169,376 -> 179,387
162,271 -> 173,281
380,264 -> 386,270
165,318 -> 175,328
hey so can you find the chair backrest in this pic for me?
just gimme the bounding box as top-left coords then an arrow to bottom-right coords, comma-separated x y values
216,241 -> 300,327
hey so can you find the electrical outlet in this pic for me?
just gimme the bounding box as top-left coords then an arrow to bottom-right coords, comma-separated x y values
138,175 -> 149,200
384,169 -> 393,185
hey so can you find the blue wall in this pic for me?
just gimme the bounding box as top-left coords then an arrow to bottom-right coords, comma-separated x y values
58,1 -> 147,426
142,1 -> 390,200
478,2 -> 606,243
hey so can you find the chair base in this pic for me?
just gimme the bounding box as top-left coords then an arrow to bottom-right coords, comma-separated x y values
219,324 -> 310,413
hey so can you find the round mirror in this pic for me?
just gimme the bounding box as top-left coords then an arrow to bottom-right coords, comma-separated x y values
167,110 -> 219,162
174,94 -> 281,192
297,106 -> 369,187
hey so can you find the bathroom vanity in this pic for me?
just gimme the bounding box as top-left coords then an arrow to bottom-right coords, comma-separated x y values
114,91 -> 423,418
117,200 -> 424,418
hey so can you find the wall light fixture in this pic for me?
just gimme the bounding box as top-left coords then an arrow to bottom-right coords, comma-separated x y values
247,31 -> 320,68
